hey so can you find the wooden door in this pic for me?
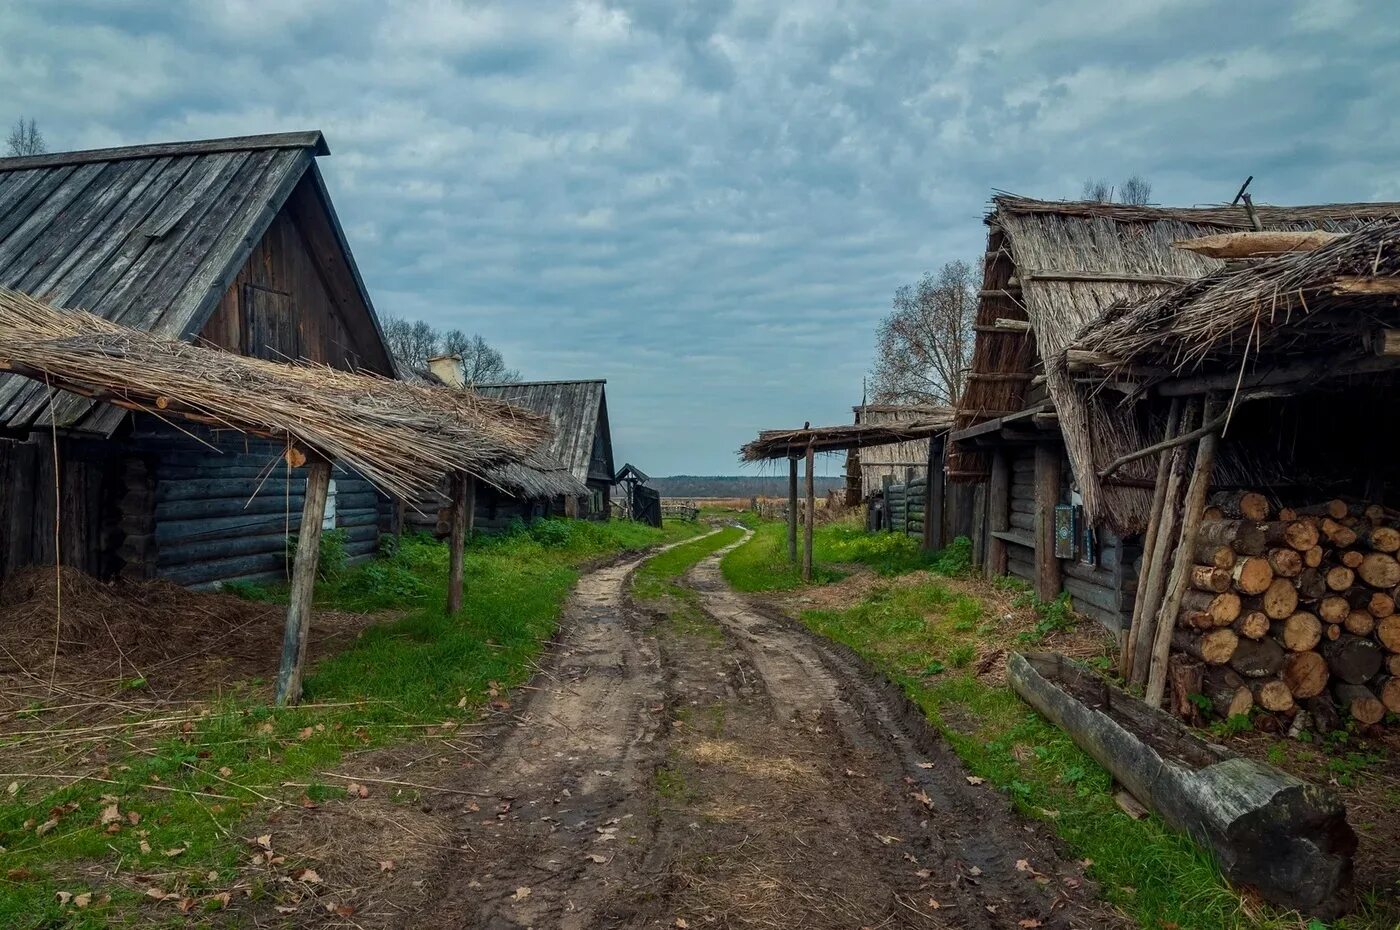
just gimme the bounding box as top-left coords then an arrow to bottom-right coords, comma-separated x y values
241,285 -> 300,362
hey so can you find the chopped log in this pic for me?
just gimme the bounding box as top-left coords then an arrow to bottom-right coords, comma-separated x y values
1181,589 -> 1242,625
1357,552 -> 1400,589
1121,397 -> 1183,683
1296,567 -> 1327,602
1388,654 -> 1400,676
1334,682 -> 1385,725
1303,546 -> 1324,569
1367,591 -> 1395,618
1343,610 -> 1375,637
1196,520 -> 1268,556
1252,679 -> 1296,713
1282,651 -> 1329,699
1168,654 -> 1205,724
1175,628 -> 1239,665
1172,229 -> 1344,258
1179,609 -> 1216,631
1190,564 -> 1233,593
1325,623 -> 1342,641
1229,635 -> 1285,677
1378,615 -> 1400,652
1231,610 -> 1270,640
1204,667 -> 1254,718
1203,506 -> 1225,521
1006,652 -> 1356,914
1231,556 -> 1274,595
1210,490 -> 1271,521
1273,612 -> 1322,653
1255,579 -> 1299,620
1376,676 -> 1400,714
1305,694 -> 1342,734
1320,518 -> 1358,549
1325,566 -> 1355,592
1362,525 -> 1400,553
1278,506 -> 1298,521
1326,499 -> 1350,520
1339,550 -> 1364,570
1317,595 -> 1350,624
1194,542 -> 1237,570
1321,634 -> 1383,684
1283,520 -> 1321,552
1266,548 -> 1302,578
1288,710 -> 1313,740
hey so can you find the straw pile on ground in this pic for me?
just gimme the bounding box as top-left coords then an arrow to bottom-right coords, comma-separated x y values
0,288 -> 550,498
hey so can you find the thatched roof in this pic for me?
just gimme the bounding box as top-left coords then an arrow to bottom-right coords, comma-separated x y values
0,289 -> 549,499
954,194 -> 1400,533
741,407 -> 953,462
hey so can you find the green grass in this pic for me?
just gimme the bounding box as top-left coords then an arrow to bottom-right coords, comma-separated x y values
0,517 -> 686,929
721,522 -> 1391,930
720,517 -> 942,591
632,525 -> 745,602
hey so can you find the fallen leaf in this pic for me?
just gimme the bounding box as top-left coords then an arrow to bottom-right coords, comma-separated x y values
326,902 -> 355,917
145,887 -> 169,901
915,869 -> 932,879
1016,859 -> 1031,872
986,904 -> 999,914
294,868 -> 322,884
457,695 -> 469,708
916,762 -> 934,769
1079,858 -> 1094,868
5,782 -> 17,796
512,886 -> 532,902
874,833 -> 902,845
1018,920 -> 1043,928
139,840 -> 151,854
99,803 -> 120,825
346,783 -> 370,799
125,811 -> 141,825
256,834 -> 273,851
275,904 -> 298,914
584,853 -> 608,863
676,919 -> 690,928
73,893 -> 91,909
35,818 -> 58,836
379,860 -> 396,872
966,775 -> 985,785
177,897 -> 197,913
208,892 -> 232,909
6,868 -> 32,881
55,891 -> 72,906
298,726 -> 315,740
927,898 -> 941,909
968,865 -> 983,877
910,789 -> 934,809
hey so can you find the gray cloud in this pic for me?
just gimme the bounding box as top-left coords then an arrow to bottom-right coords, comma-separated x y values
2,0 -> 1397,473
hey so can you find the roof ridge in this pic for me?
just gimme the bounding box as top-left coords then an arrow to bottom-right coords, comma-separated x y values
0,131 -> 328,172
475,378 -> 606,387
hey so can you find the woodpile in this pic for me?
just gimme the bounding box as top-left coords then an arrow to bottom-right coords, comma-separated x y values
1169,496 -> 1400,731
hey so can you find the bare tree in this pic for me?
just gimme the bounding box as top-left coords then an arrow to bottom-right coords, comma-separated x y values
381,314 -> 518,383
5,118 -> 46,156
1081,178 -> 1113,202
1120,175 -> 1152,205
869,260 -> 979,406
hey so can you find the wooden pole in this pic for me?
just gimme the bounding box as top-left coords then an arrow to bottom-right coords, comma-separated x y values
446,471 -> 469,615
1121,397 -> 1183,680
275,456 -> 332,707
925,435 -> 946,551
803,443 -> 815,582
985,448 -> 1010,578
787,455 -> 799,563
1131,399 -> 1198,686
1146,397 -> 1222,707
1033,442 -> 1063,602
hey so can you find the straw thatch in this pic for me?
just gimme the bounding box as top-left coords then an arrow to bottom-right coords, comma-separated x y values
953,194 -> 1400,533
854,404 -> 947,498
0,288 -> 550,499
1072,221 -> 1400,374
741,408 -> 954,462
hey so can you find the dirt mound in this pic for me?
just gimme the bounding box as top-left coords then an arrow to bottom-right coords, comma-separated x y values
0,566 -> 381,702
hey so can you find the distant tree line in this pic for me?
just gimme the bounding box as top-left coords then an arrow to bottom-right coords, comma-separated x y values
651,475 -> 845,498
381,315 -> 519,384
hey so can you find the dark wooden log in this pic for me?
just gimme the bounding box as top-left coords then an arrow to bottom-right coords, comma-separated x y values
275,457 -> 331,706
1374,675 -> 1400,714
1305,694 -> 1342,734
1211,490 -> 1271,521
1034,443 -> 1062,602
1190,564 -> 1232,593
1174,628 -> 1238,665
1334,682 -> 1385,725
1203,666 -> 1254,719
1230,635 -> 1286,678
1168,653 -> 1205,724
1282,650 -> 1329,699
1296,567 -> 1327,602
1361,525 -> 1400,553
1321,634 -> 1383,685
803,443 -> 815,582
1379,615 -> 1400,652
787,456 -> 798,563
446,472 -> 470,615
1181,589 -> 1241,625
1006,652 -> 1356,915
1273,612 -> 1322,653
1194,541 -> 1237,570
986,448 -> 1009,578
1231,610 -> 1270,640
1252,679 -> 1296,712
1266,548 -> 1302,578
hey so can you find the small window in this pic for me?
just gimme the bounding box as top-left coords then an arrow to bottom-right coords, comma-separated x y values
242,285 -> 300,361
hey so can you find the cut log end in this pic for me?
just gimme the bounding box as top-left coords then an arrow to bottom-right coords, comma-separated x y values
1282,651 -> 1329,699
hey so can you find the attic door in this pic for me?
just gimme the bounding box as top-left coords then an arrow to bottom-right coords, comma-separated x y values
241,285 -> 300,362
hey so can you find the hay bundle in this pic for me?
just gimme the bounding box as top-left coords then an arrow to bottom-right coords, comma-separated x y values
0,288 -> 551,499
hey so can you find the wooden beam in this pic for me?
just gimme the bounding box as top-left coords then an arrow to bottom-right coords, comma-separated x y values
787,456 -> 798,563
925,435 -> 945,551
803,444 -> 815,582
1156,353 -> 1400,396
1033,443 -> 1063,602
965,372 -> 1033,383
986,448 -> 1010,579
977,289 -> 1023,301
1332,275 -> 1400,295
1023,269 -> 1196,286
275,456 -> 332,706
1375,328 -> 1400,356
1172,230 -> 1343,259
445,472 -> 474,615
1121,397 -> 1182,682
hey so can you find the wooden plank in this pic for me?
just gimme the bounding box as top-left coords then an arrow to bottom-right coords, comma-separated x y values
803,444 -> 815,582
1023,269 -> 1195,286
787,456 -> 798,563
986,448 -> 1010,578
1034,443 -> 1063,602
0,132 -> 326,171
0,161 -> 139,283
992,528 -> 1033,548
275,456 -> 330,706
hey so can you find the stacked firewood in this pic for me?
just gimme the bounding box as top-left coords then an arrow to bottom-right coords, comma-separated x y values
1172,493 -> 1400,731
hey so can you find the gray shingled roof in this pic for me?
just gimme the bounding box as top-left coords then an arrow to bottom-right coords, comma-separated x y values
0,131 -> 388,434
474,380 -> 610,484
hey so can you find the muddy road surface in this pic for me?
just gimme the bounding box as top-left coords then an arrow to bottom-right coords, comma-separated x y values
397,531 -> 1123,929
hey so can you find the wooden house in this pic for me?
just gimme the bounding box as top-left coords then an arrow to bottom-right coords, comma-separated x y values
848,404 -> 944,501
473,380 -> 615,525
0,131 -> 399,586
947,195 -> 1400,633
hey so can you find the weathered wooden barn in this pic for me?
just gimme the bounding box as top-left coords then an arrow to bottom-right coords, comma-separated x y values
847,404 -> 944,501
947,195 -> 1400,633
473,380 -> 615,525
0,131 -> 399,586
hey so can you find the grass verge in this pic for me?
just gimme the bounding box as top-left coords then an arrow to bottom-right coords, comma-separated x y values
720,517 -> 950,591
634,525 -> 746,640
723,520 -> 1389,930
0,517 -> 691,929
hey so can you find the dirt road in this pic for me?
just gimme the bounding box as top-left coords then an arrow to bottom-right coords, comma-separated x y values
397,531 -> 1123,929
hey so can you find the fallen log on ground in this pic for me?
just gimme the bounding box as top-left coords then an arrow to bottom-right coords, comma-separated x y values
1006,651 -> 1356,916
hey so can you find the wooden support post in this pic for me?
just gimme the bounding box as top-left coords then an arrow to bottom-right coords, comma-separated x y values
787,455 -> 799,563
1121,397 -> 1183,680
446,471 -> 469,615
986,448 -> 1010,579
1033,442 -> 1063,602
275,456 -> 332,707
924,435 -> 946,551
803,443 -> 815,582
1146,397 -> 1222,707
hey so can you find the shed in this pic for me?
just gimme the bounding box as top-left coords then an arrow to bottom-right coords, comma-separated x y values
473,380 -> 615,523
0,131 -> 401,586
850,404 -> 948,500
948,195 -> 1400,633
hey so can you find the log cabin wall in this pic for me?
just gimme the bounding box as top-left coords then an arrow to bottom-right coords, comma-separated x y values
124,418 -> 388,589
0,435 -> 122,581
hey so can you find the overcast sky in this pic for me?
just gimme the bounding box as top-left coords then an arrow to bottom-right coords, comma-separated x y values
3,1 -> 1397,475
